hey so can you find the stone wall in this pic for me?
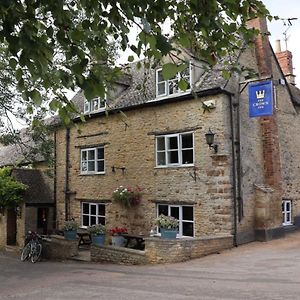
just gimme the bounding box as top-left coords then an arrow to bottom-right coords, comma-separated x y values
42,235 -> 78,260
90,235 -> 233,264
55,93 -> 234,237
145,235 -> 233,263
91,245 -> 147,265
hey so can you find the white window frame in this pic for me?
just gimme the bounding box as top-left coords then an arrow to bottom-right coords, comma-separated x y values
282,200 -> 292,226
156,204 -> 194,238
80,146 -> 105,174
155,63 -> 192,98
84,97 -> 106,114
81,202 -> 106,228
156,132 -> 194,167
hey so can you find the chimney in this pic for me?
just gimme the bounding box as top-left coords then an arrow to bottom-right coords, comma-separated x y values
275,39 -> 295,85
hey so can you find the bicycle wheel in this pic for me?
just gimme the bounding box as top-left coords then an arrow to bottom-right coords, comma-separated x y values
21,243 -> 31,261
31,243 -> 42,263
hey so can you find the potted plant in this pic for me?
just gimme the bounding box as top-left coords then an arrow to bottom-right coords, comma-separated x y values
88,224 -> 106,246
63,220 -> 78,240
112,186 -> 142,207
155,214 -> 179,239
109,227 -> 128,247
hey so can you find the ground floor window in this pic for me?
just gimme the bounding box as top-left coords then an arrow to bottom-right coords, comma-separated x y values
81,202 -> 106,227
156,204 -> 194,237
282,200 -> 292,226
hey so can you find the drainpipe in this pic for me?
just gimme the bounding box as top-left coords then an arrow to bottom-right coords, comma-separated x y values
53,130 -> 57,229
229,95 -> 238,247
64,128 -> 70,221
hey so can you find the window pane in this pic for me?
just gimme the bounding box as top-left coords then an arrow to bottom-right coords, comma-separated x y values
97,161 -> 104,172
81,150 -> 87,160
286,202 -> 290,211
170,207 -> 179,219
169,79 -> 178,94
183,206 -> 193,221
84,102 -> 90,112
157,82 -> 166,95
91,205 -> 96,215
90,216 -> 96,225
158,205 -> 168,216
100,99 -> 106,108
182,149 -> 193,164
82,215 -> 89,226
81,162 -> 87,172
181,67 -> 190,78
168,137 -> 178,149
97,147 -> 104,159
157,137 -> 165,150
157,70 -> 164,82
98,204 -> 105,216
181,134 -> 193,148
88,161 -> 95,171
168,151 -> 179,164
88,150 -> 95,160
157,152 -> 166,165
82,203 -> 89,214
98,217 -> 105,225
182,222 -> 194,237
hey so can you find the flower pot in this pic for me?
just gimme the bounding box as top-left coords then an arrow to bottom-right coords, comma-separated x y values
112,235 -> 125,247
91,234 -> 105,246
160,228 -> 177,239
64,230 -> 77,240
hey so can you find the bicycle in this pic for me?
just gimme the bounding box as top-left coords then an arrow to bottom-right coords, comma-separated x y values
20,231 -> 42,263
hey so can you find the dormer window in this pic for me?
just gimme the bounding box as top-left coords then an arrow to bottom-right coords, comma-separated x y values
156,63 -> 192,98
84,97 -> 106,114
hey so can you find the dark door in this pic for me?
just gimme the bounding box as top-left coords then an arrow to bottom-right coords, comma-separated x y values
37,207 -> 48,235
6,208 -> 17,245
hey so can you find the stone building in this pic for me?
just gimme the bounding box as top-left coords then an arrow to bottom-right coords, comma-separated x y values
54,16 -> 300,251
0,134 -> 54,248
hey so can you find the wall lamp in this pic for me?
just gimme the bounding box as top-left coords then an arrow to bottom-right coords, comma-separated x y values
205,128 -> 218,153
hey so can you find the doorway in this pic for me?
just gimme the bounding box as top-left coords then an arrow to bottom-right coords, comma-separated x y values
6,208 -> 17,245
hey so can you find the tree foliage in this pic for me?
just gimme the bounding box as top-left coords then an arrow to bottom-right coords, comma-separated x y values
0,0 -> 271,123
0,167 -> 27,209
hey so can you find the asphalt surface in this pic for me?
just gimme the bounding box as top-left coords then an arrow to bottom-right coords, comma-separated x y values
1,231 -> 300,299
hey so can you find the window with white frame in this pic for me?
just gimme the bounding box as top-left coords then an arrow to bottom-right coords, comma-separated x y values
156,204 -> 194,237
84,97 -> 106,114
282,200 -> 292,226
80,146 -> 105,174
156,63 -> 191,98
156,132 -> 194,167
81,202 -> 106,227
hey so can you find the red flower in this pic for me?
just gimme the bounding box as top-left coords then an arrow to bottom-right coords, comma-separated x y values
109,227 -> 128,236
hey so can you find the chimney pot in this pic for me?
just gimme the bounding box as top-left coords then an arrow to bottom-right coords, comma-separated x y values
275,40 -> 282,53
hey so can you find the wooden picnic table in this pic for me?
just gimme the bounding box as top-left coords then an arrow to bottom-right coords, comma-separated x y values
77,229 -> 91,247
122,234 -> 146,250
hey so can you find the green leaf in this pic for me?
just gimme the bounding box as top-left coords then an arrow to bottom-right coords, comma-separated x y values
9,58 -> 18,69
161,63 -> 178,80
128,55 -> 134,62
178,79 -> 189,91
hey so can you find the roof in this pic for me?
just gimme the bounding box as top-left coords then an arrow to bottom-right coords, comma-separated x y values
11,168 -> 54,204
71,58 -> 230,116
0,140 -> 44,168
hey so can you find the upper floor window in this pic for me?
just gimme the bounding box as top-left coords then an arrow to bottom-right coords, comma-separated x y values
156,132 -> 194,167
156,204 -> 194,237
80,146 -> 105,174
156,64 -> 191,98
84,97 -> 106,114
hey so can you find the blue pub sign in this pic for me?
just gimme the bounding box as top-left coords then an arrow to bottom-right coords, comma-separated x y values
249,80 -> 273,118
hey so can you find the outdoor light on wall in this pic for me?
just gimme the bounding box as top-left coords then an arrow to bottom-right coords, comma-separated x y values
205,128 -> 218,154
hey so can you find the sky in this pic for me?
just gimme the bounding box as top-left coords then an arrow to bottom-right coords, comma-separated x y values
264,0 -> 300,85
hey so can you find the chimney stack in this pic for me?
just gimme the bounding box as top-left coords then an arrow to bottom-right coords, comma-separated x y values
275,39 -> 295,85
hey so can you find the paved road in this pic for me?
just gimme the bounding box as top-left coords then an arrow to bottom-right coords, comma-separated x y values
1,232 -> 300,300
